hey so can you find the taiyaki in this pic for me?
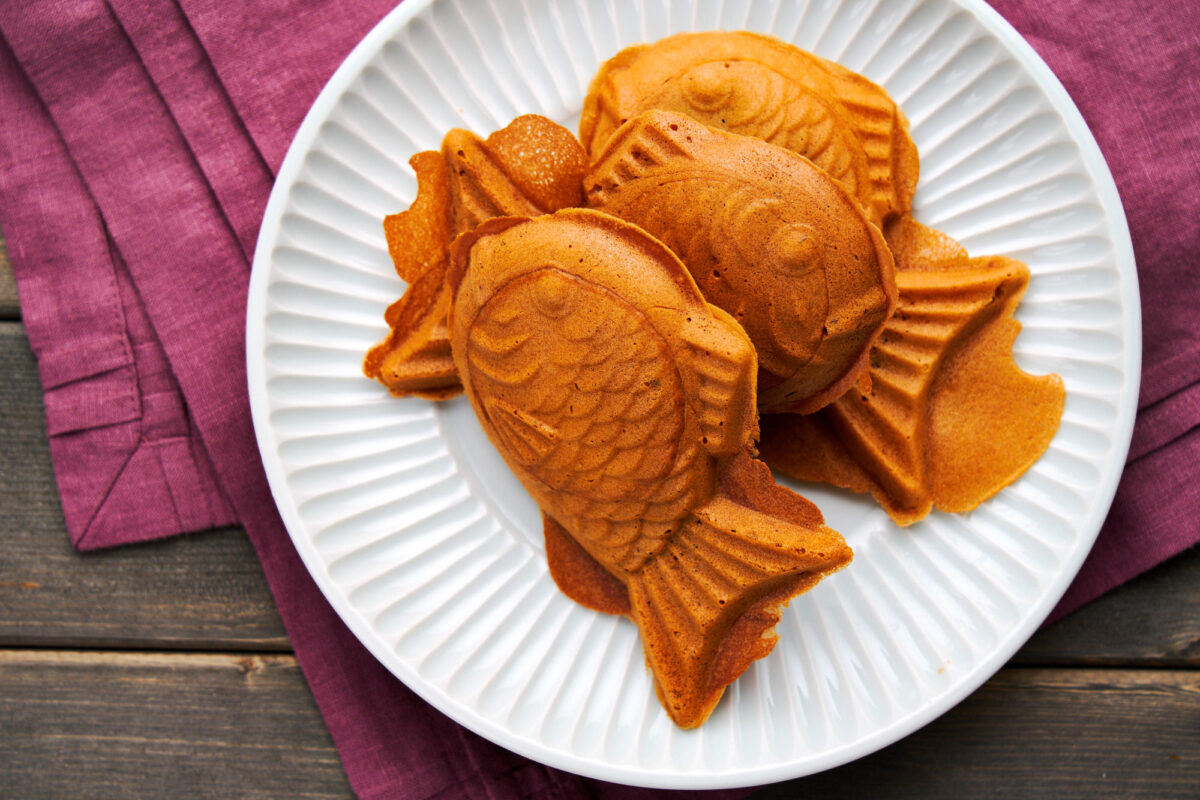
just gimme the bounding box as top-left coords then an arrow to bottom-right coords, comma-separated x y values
587,110 -> 897,414
363,115 -> 589,397
760,216 -> 1065,525
579,31 -> 919,226
448,209 -> 852,728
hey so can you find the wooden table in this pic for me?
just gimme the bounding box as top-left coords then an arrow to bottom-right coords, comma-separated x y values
1,234 -> 1196,799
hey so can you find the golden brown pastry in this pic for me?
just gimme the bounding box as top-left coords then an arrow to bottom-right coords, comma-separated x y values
579,31 -> 919,225
587,110 -> 896,414
363,115 -> 588,397
760,216 -> 1065,525
448,209 -> 852,728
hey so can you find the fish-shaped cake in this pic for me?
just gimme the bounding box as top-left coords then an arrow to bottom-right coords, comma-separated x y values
448,209 -> 852,728
588,111 -> 897,414
760,216 -> 1065,525
363,115 -> 588,398
579,31 -> 919,226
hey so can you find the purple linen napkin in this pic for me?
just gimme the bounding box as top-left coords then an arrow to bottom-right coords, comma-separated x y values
0,0 -> 1196,796
0,3 -> 237,548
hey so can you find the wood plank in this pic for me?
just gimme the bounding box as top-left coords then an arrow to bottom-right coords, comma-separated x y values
3,319 -> 1200,660
1016,546 -> 1200,667
0,232 -> 16,320
0,322 -> 289,650
0,650 -> 352,799
2,653 -> 1195,799
754,667 -> 1199,800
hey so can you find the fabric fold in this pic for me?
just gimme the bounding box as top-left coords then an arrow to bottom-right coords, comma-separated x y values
1139,345 -> 1200,411
177,0 -> 401,172
0,29 -> 235,549
109,0 -> 275,260
1127,378 -> 1200,464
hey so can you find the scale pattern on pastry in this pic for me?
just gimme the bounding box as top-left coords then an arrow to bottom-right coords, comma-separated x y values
587,110 -> 896,414
579,31 -> 919,226
363,115 -> 588,398
448,209 -> 852,728
760,217 -> 1065,525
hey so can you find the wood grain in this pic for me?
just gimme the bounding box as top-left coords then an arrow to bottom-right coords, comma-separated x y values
0,650 -> 352,799
0,323 -> 289,650
756,667 -> 1200,800
1,652 -> 1194,799
0,233 -> 16,320
1015,546 -> 1200,667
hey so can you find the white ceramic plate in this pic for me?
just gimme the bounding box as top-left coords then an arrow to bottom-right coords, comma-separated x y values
247,0 -> 1139,788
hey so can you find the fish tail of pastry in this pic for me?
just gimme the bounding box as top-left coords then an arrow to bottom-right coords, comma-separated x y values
625,453 -> 851,728
442,129 -> 544,230
586,111 -> 695,204
363,266 -> 461,399
383,151 -> 455,284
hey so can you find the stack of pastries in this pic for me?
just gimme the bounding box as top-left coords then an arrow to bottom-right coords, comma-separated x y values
363,31 -> 1064,729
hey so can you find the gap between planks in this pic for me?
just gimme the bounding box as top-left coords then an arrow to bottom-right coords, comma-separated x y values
0,648 -> 298,669
0,232 -> 16,320
2,647 -> 1196,676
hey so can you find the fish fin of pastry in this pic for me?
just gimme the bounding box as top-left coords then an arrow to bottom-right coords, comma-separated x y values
443,113 -> 588,232
363,266 -> 461,399
626,452 -> 850,728
653,303 -> 757,457
543,513 -> 631,616
389,116 -> 584,256
482,397 -> 559,466
822,263 -> 1022,523
816,60 -> 920,223
830,261 -> 1031,518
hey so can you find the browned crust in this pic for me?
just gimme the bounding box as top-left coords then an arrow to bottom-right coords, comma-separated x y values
543,514 -> 631,616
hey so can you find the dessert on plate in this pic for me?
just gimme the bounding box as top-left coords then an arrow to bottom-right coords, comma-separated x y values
760,216 -> 1066,525
364,115 -> 588,398
580,30 -> 919,226
448,209 -> 853,728
587,110 -> 896,414
358,28 -> 1065,726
